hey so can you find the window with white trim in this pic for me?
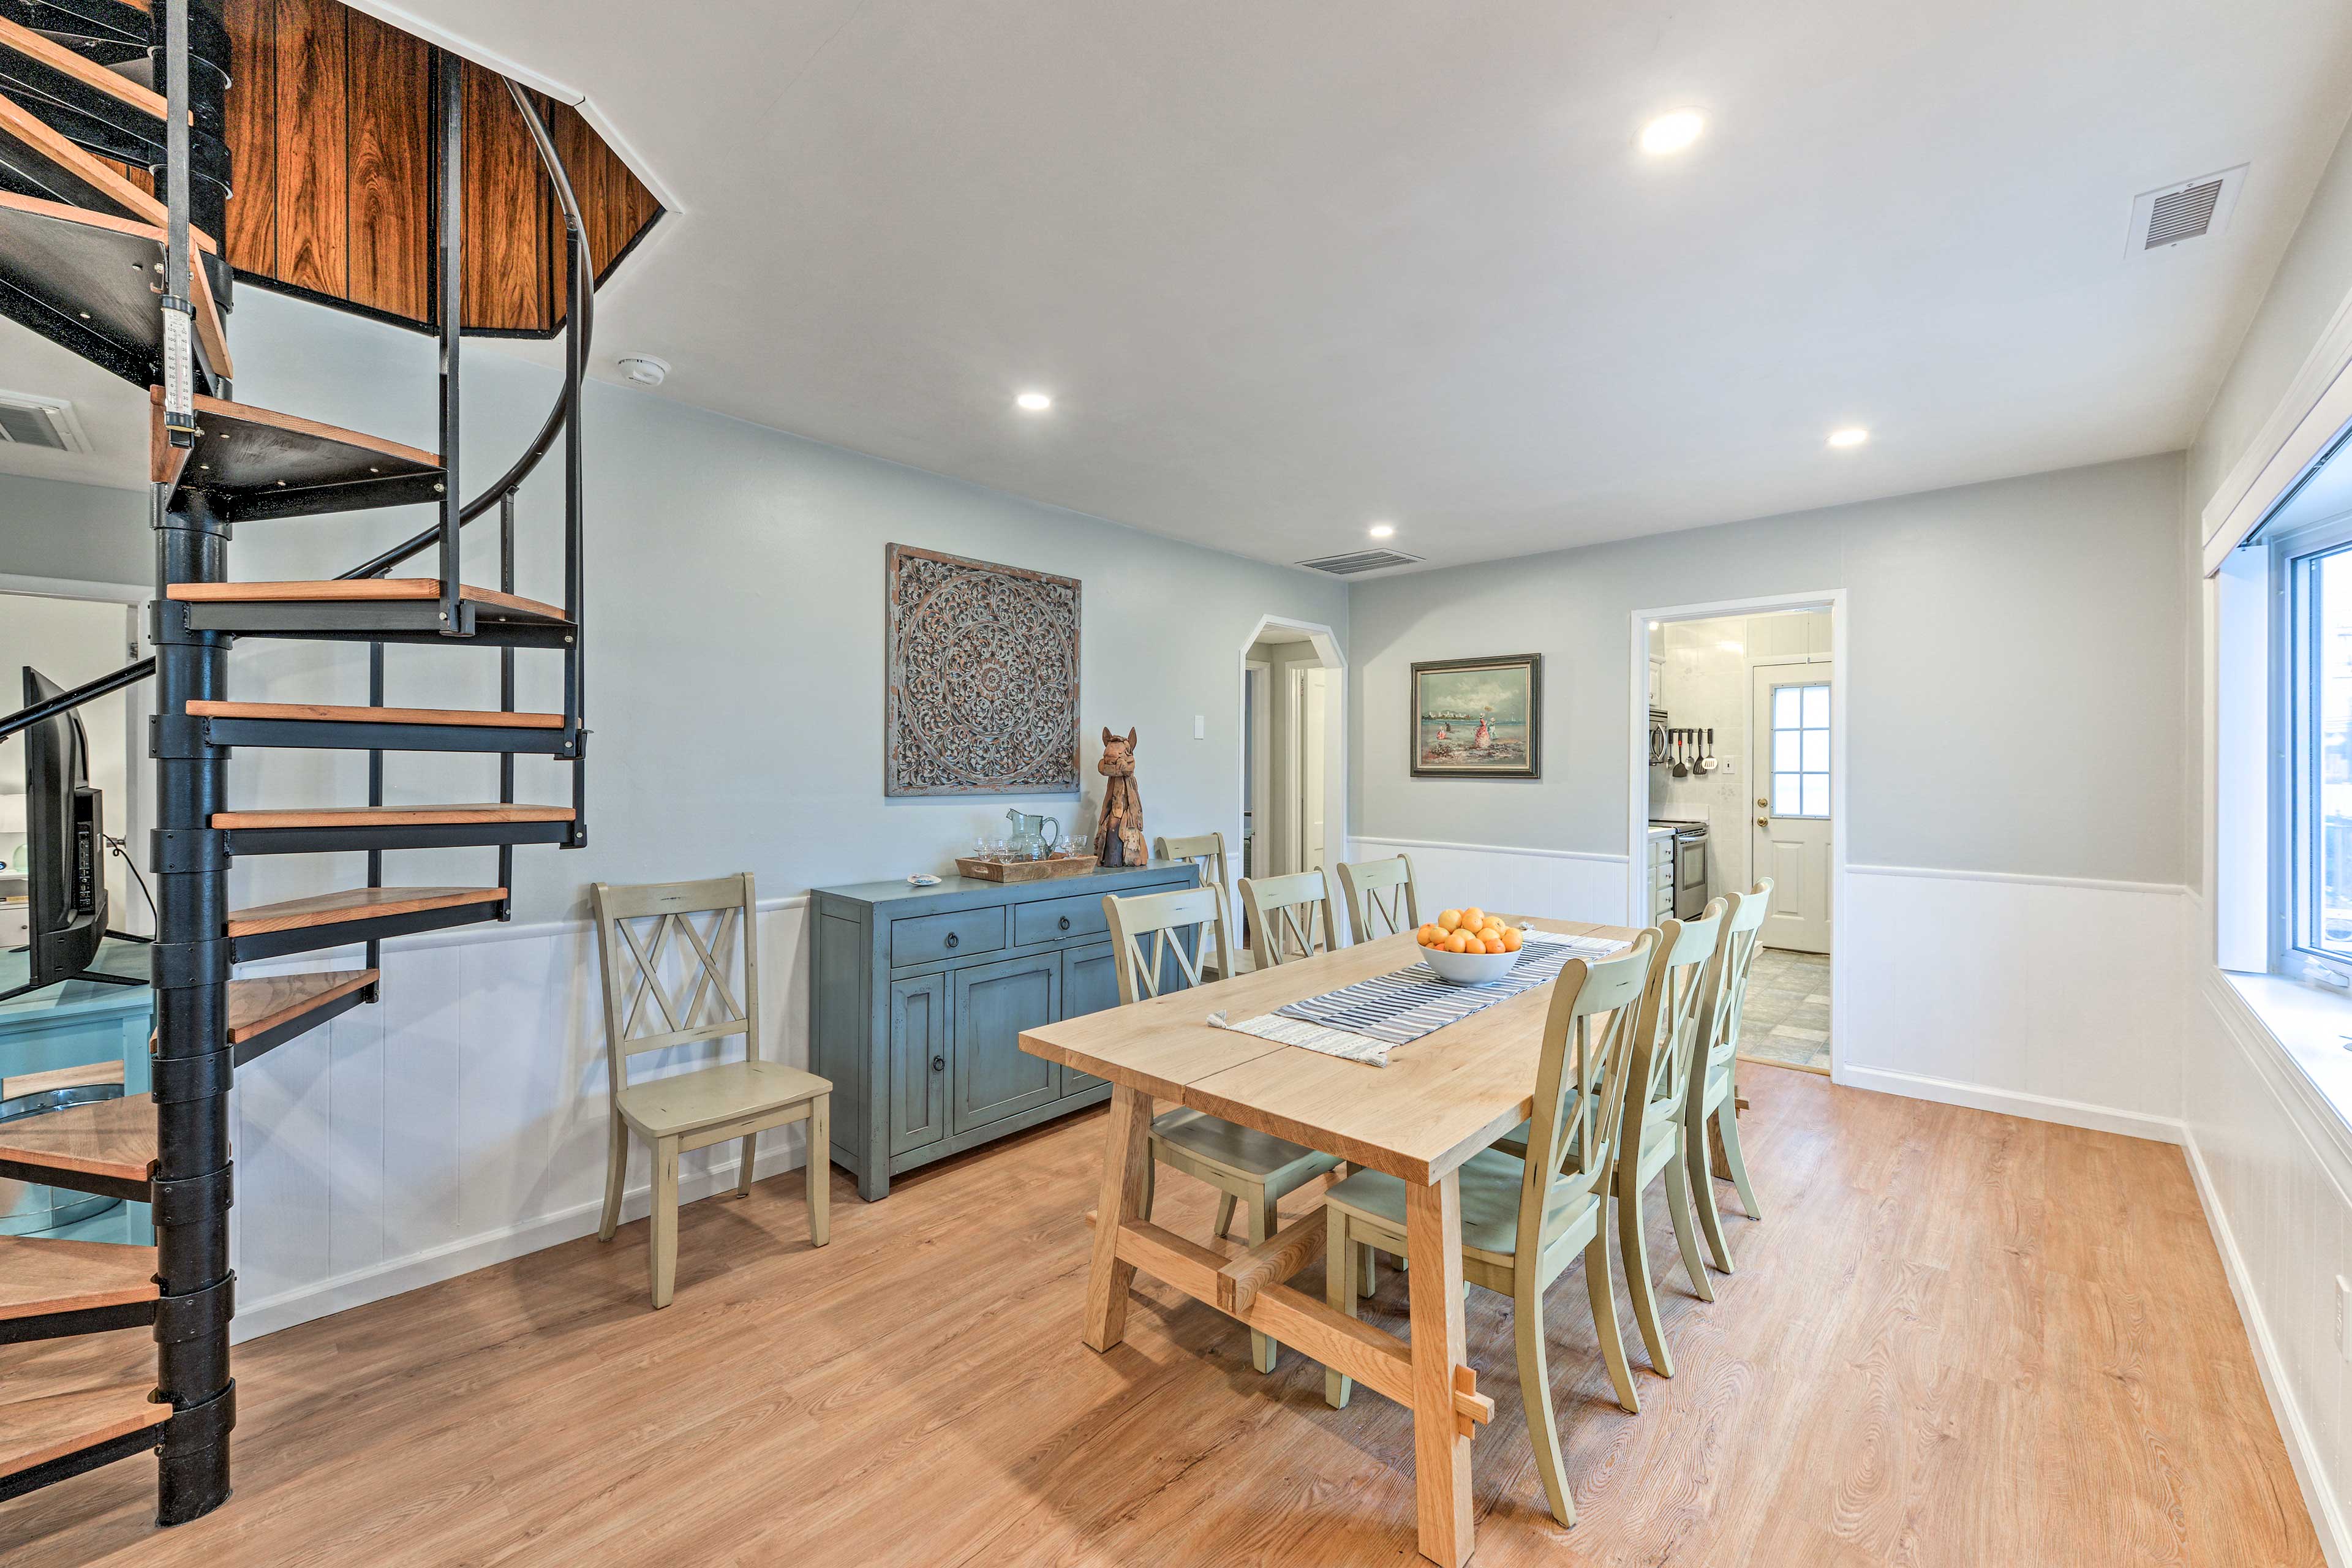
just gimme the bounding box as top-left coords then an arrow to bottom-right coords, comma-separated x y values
2280,515 -> 2352,979
1768,681 -> 1831,820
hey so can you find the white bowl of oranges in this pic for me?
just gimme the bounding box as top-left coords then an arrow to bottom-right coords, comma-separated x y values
1414,907 -> 1525,985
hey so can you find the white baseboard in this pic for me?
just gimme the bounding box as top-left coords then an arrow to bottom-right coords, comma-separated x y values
1833,1063 -> 2186,1145
233,1140 -> 815,1341
2184,1125 -> 2351,1568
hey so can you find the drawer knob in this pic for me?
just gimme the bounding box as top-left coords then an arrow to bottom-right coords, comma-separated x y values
932,1055 -> 945,1073
944,933 -> 959,949
1058,916 -> 1071,931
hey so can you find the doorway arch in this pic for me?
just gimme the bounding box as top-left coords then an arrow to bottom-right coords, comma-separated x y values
1235,616 -> 1346,891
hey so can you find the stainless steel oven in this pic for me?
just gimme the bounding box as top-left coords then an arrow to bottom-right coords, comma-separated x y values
1671,824 -> 1708,919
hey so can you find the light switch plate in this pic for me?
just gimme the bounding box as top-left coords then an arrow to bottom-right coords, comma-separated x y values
2335,1275 -> 2351,1362
1193,714 -> 1205,739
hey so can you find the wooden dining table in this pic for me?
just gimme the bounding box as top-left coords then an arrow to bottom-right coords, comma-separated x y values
1019,916 -> 1642,1567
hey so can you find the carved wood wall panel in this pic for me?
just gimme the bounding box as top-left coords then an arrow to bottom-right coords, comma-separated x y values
885,545 -> 1081,797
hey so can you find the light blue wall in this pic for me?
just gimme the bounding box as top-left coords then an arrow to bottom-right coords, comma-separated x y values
1348,453 -> 2189,886
4,287 -> 1346,922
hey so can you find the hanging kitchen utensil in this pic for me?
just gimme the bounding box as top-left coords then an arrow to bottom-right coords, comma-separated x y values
1671,729 -> 1690,778
1695,728 -> 1717,774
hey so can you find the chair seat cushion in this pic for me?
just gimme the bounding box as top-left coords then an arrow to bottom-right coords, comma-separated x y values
1150,1107 -> 1336,1182
618,1060 -> 830,1137
1326,1147 -> 1600,1262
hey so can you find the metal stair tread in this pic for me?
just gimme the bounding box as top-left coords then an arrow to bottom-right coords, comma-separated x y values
0,1235 -> 159,1322
0,189 -> 232,379
167,578 -> 568,624
0,86 -> 198,230
212,803 -> 574,831
0,1384 -> 168,1482
0,1090 -> 152,1185
150,390 -> 441,513
0,14 -> 168,121
225,969 -> 379,1045
225,886 -> 507,938
185,699 -> 565,729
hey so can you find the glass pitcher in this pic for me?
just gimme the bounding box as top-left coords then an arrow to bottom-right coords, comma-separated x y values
1004,809 -> 1061,860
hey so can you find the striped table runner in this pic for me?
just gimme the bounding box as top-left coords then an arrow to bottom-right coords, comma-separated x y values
1207,928 -> 1631,1068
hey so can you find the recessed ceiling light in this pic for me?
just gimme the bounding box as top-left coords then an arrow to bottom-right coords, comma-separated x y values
1368,522 -> 1396,539
1827,426 -> 1869,448
1016,391 -> 1053,412
1640,110 -> 1706,156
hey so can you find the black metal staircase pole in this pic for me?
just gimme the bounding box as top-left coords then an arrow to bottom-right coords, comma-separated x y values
435,48 -> 462,635
366,641 -> 383,976
498,491 -> 514,900
563,224 -> 586,845
148,481 -> 235,1525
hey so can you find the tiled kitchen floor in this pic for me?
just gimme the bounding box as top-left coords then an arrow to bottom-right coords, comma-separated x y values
1740,946 -> 1830,1073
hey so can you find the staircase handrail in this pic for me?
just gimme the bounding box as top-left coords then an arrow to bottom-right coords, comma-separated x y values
0,654 -> 156,743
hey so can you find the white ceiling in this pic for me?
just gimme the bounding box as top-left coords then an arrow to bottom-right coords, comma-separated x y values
11,2 -> 2352,573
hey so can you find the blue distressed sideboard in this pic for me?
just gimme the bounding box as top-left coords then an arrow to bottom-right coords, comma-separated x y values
812,861 -> 1198,1200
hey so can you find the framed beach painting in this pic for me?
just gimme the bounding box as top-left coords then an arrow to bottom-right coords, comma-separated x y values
1409,654 -> 1541,779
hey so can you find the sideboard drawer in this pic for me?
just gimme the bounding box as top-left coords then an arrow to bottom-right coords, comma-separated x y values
889,908 -> 1005,968
1012,892 -> 1113,947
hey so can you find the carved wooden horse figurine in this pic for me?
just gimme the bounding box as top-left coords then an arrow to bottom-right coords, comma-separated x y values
1095,727 -> 1149,867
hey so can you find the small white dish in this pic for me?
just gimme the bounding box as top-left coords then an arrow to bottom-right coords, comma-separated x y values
907,873 -> 943,886
1421,945 -> 1520,986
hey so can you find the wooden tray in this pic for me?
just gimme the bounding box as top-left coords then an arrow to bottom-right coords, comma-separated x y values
955,854 -> 1098,884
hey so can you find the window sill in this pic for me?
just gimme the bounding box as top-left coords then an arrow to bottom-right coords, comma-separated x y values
2220,971 -> 2352,1151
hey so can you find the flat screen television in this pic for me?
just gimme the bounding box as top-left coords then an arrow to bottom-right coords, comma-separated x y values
2,666 -> 131,999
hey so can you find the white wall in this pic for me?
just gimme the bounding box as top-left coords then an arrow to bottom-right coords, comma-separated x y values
1349,452 -> 2192,1139
2182,110 -> 2352,1567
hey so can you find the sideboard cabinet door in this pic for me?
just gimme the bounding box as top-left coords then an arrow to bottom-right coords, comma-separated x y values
888,974 -> 948,1155
1058,940 -> 1124,1091
949,954 -> 1061,1133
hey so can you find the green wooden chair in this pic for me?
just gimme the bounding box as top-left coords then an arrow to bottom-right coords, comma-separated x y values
1684,878 -> 1773,1273
1321,932 -> 1656,1526
1336,853 -> 1420,944
1101,884 -> 1343,1373
1237,869 -> 1341,969
1154,832 -> 1246,976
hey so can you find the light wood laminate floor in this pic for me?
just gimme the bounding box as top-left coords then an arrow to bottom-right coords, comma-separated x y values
0,1068 -> 2320,1566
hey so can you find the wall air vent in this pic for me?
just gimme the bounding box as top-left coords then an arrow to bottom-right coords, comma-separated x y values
2128,165 -> 2246,258
1297,549 -> 1423,576
0,390 -> 91,453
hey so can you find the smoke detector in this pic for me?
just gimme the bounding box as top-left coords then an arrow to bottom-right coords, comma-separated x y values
616,355 -> 669,386
0,390 -> 91,453
2127,165 -> 2246,258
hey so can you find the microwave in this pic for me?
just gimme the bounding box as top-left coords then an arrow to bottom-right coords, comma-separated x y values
1649,708 -> 1671,766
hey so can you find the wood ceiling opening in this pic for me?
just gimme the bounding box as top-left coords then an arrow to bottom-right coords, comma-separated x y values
208,0 -> 661,336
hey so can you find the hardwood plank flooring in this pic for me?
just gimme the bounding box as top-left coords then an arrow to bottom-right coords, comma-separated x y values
0,1069 -> 2320,1566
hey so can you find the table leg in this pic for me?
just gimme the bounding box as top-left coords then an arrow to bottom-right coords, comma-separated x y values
1406,1172 -> 1474,1567
1083,1082 -> 1153,1352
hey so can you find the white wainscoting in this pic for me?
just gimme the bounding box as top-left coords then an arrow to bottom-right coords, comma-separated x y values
224,897 -> 817,1341
2185,963 -> 2352,1564
1839,864 -> 2187,1141
1344,837 -> 1629,933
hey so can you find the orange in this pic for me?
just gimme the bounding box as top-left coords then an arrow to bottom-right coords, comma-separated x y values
1436,909 -> 1463,933
1461,906 -> 1486,929
1500,927 -> 1523,952
1447,931 -> 1473,953
1417,923 -> 1441,946
1481,916 -> 1506,935
1481,933 -> 1506,954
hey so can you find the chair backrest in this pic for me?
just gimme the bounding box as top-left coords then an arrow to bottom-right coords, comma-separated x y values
1102,884 -> 1234,1005
1155,832 -> 1230,900
590,873 -> 760,1095
1336,854 -> 1419,943
1238,869 -> 1340,967
1621,899 -> 1727,1150
1517,931 -> 1655,1212
1696,878 -> 1773,1072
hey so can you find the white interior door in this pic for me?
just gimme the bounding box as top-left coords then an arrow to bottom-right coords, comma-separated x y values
1245,662 -> 1270,879
1300,668 -> 1329,875
1750,662 -> 1833,953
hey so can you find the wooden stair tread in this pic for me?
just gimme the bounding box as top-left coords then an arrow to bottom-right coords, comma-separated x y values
226,886 -> 505,938
0,1384 -> 168,1482
214,804 -> 575,830
0,1090 -> 152,1185
167,579 -> 566,624
0,1060 -> 123,1101
0,1236 -> 158,1321
226,970 -> 378,1045
0,15 -> 169,121
0,190 -> 232,377
151,390 -> 438,497
186,700 -> 565,729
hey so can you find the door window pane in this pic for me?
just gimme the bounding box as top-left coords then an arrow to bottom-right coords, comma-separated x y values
1766,679 -> 1831,820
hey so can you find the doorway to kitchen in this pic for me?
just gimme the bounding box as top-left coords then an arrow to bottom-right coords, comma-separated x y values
1629,592 -> 1844,1076
1237,618 -> 1346,941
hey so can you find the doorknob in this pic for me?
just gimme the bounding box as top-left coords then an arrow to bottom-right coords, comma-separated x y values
1755,797 -> 1767,807
1756,817 -> 1769,827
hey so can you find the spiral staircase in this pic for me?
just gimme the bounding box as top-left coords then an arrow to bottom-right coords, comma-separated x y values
0,0 -> 591,1523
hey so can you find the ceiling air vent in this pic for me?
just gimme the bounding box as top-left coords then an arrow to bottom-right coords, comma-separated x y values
2128,165 -> 2246,257
0,391 -> 91,453
1296,548 -> 1423,576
